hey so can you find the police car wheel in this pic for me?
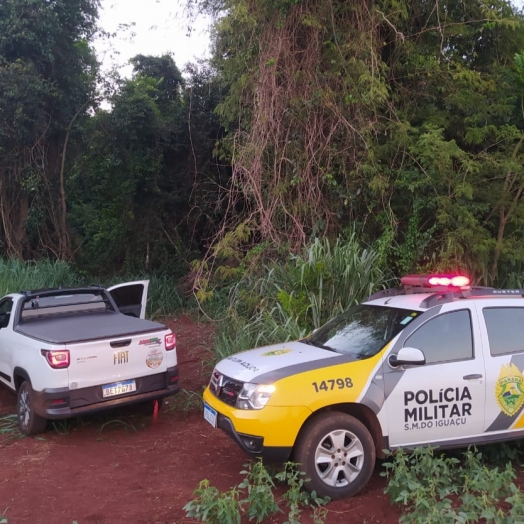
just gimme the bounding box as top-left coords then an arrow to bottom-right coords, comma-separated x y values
294,412 -> 375,499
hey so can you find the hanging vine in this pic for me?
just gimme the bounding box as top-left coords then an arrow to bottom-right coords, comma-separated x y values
213,0 -> 386,250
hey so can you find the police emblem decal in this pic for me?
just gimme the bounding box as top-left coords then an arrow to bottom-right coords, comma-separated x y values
496,363 -> 524,416
261,349 -> 292,357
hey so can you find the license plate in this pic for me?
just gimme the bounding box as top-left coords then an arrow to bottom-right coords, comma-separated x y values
203,402 -> 217,428
102,379 -> 137,398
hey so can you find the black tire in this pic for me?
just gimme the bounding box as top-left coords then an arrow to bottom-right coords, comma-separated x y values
17,380 -> 48,436
294,412 -> 376,499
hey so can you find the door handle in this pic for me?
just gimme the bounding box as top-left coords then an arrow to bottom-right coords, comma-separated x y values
463,374 -> 483,380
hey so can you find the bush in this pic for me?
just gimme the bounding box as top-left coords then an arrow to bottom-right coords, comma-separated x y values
208,234 -> 387,360
382,446 -> 524,523
184,460 -> 329,524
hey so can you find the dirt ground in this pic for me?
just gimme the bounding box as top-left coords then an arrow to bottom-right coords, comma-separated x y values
0,315 -> 401,524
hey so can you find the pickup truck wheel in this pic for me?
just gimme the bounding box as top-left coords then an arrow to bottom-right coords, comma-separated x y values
294,412 -> 375,500
17,381 -> 47,436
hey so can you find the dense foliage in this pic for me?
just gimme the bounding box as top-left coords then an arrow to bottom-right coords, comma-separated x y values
208,235 -> 387,361
191,0 -> 524,284
383,446 -> 524,523
0,0 -> 99,260
1,0 -> 524,286
0,0 -> 228,276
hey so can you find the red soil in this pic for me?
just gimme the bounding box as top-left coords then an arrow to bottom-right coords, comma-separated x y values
0,315 -> 400,524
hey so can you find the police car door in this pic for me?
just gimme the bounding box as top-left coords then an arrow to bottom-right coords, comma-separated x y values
477,300 -> 524,438
382,303 -> 486,447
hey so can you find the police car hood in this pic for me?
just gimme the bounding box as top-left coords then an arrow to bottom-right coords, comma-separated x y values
215,340 -> 345,383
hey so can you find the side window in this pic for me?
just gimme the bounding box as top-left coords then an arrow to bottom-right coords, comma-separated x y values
483,307 -> 524,356
0,299 -> 13,329
404,310 -> 473,364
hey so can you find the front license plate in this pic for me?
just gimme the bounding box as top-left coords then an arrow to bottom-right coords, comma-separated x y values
203,402 -> 217,428
102,379 -> 137,398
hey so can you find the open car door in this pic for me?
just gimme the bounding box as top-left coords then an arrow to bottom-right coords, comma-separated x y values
107,280 -> 149,319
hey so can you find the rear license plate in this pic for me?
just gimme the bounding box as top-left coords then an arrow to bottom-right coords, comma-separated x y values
102,379 -> 137,398
203,402 -> 217,428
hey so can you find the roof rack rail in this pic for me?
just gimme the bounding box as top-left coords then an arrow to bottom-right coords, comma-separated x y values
420,286 -> 521,308
20,286 -> 106,299
367,284 -> 524,308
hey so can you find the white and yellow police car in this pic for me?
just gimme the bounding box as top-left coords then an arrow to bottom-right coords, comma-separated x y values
203,274 -> 524,499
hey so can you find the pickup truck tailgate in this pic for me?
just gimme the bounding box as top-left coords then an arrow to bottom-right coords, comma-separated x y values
68,330 -> 173,392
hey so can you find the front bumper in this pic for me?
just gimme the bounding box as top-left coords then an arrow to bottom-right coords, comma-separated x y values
33,365 -> 179,418
217,411 -> 292,462
203,386 -> 310,463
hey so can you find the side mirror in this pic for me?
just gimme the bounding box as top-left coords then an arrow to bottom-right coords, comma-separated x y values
389,347 -> 426,367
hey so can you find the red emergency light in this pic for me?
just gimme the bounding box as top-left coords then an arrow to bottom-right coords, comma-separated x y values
401,274 -> 470,288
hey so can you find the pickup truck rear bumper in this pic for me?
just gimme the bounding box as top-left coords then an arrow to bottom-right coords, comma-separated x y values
32,365 -> 179,418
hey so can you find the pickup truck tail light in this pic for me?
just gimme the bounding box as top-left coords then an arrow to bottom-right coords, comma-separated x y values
41,349 -> 70,369
165,332 -> 176,351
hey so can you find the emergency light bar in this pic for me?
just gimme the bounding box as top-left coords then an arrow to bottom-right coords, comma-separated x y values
401,274 -> 470,288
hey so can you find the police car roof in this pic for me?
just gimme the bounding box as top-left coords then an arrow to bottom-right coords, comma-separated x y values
365,284 -> 524,311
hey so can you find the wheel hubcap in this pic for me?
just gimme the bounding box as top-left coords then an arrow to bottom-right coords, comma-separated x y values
19,388 -> 30,428
314,428 -> 365,487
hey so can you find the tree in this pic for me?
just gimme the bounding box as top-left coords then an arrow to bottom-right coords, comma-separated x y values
190,0 -> 524,283
0,0 -> 99,259
68,55 -> 228,275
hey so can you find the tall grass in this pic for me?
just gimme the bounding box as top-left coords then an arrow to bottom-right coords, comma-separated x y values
272,234 -> 385,329
146,274 -> 184,317
211,235 -> 387,359
0,259 -> 81,296
0,260 -> 183,318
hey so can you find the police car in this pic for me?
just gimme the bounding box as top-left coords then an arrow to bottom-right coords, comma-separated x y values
203,274 -> 524,499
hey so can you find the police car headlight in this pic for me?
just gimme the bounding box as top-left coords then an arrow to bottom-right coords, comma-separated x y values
237,383 -> 275,410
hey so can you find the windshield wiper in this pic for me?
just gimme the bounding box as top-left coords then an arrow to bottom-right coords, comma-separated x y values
301,338 -> 337,352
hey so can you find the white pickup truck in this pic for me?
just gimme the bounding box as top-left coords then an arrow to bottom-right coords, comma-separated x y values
0,280 -> 179,435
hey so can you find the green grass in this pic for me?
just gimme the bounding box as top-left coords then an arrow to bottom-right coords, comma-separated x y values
0,259 -> 81,296
0,414 -> 22,442
208,235 -> 387,360
167,389 -> 204,417
383,446 -> 524,523
0,259 -> 184,318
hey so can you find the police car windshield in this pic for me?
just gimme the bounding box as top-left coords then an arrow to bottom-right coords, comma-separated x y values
307,304 -> 420,359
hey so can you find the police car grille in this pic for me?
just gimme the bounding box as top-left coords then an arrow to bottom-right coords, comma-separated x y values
209,370 -> 243,407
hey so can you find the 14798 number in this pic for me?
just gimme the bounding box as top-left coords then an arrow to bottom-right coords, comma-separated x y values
312,378 -> 353,393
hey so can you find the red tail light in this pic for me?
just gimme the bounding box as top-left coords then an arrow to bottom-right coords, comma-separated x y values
41,349 -> 70,369
165,332 -> 176,351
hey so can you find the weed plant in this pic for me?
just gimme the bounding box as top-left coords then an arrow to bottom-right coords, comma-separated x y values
239,460 -> 280,522
383,446 -> 524,523
0,414 -> 21,442
184,460 -> 329,524
168,389 -> 204,416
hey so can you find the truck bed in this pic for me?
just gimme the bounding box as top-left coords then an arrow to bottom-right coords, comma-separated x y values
15,311 -> 166,344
